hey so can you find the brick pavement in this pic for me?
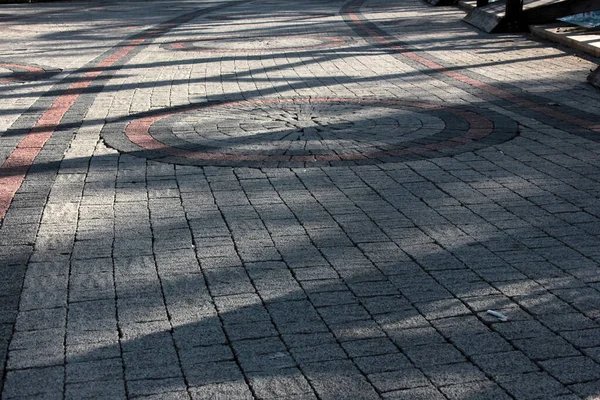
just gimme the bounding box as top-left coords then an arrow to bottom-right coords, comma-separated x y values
1,0 -> 600,398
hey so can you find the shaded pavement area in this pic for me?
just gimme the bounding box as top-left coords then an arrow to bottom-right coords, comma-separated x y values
1,0 -> 600,398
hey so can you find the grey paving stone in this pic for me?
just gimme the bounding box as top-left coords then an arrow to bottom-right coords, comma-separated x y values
569,379 -> 600,399
185,361 -> 245,387
374,309 -> 430,330
66,340 -> 121,363
347,281 -> 400,297
301,359 -> 361,380
281,332 -> 336,349
341,337 -> 398,358
204,267 -> 256,296
15,307 -> 66,331
540,356 -> 600,384
7,344 -> 64,370
497,372 -> 571,399
233,337 -> 296,372
173,323 -> 227,348
512,335 -> 580,360
123,348 -> 182,380
383,385 -> 447,400
537,313 -> 598,332
440,380 -> 512,400
224,321 -> 279,341
290,343 -> 347,364
179,344 -> 234,368
450,332 -> 513,356
413,299 -> 471,320
430,315 -> 490,338
65,380 -> 126,399
308,290 -> 357,307
310,375 -> 380,400
317,303 -> 372,324
131,390 -> 190,400
9,328 -> 64,351
126,378 -> 188,398
329,320 -> 387,342
3,366 -> 64,398
514,293 -> 575,315
190,381 -> 253,400
248,368 -> 314,399
403,343 -> 466,367
493,319 -> 553,340
471,351 -> 540,377
561,328 -> 600,349
292,265 -> 339,281
353,353 -> 412,374
368,367 -> 429,393
462,294 -> 517,312
422,362 -> 486,386
380,327 -> 445,349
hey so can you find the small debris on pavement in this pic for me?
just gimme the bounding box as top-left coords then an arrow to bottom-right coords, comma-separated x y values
487,310 -> 509,322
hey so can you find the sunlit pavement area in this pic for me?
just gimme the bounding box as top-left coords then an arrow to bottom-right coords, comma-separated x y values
1,0 -> 600,398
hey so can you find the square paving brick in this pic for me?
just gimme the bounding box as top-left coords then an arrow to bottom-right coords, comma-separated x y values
3,366 -> 64,398
512,335 -> 579,360
233,338 -> 296,373
441,380 -> 512,400
383,385 -> 447,400
353,353 -> 412,374
403,343 -> 466,367
497,372 -> 571,399
290,343 -> 347,364
329,319 -> 387,342
368,368 -> 429,393
450,332 -> 513,356
540,356 -> 600,384
190,381 -> 253,400
561,328 -> 600,349
66,358 -> 123,383
310,375 -> 380,400
184,361 -> 244,387
422,363 -> 486,386
248,368 -> 313,399
471,351 -> 539,377
413,299 -> 471,320
65,380 -> 126,400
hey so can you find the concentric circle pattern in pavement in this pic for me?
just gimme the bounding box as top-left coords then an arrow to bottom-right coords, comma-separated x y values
161,35 -> 347,52
103,98 -> 518,167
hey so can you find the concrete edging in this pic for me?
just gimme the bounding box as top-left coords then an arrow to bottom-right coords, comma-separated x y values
530,22 -> 600,58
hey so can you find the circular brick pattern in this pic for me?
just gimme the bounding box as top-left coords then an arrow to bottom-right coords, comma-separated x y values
0,62 -> 60,83
206,12 -> 334,21
162,35 -> 346,52
102,98 -> 518,167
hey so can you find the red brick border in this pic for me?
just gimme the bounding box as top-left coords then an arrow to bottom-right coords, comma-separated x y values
162,35 -> 347,53
124,98 -> 495,163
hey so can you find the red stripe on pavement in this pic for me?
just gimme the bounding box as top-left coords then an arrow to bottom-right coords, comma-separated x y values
0,40 -> 144,220
346,1 -> 600,134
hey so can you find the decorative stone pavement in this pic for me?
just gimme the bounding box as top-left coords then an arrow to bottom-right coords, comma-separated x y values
102,98 -> 518,167
1,0 -> 600,399
0,62 -> 60,84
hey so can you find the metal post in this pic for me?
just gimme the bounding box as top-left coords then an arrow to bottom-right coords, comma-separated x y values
505,0 -> 523,30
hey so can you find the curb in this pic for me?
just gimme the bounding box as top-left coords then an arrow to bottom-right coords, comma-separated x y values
530,22 -> 600,58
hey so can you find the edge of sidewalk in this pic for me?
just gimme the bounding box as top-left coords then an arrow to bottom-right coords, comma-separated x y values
457,0 -> 600,60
